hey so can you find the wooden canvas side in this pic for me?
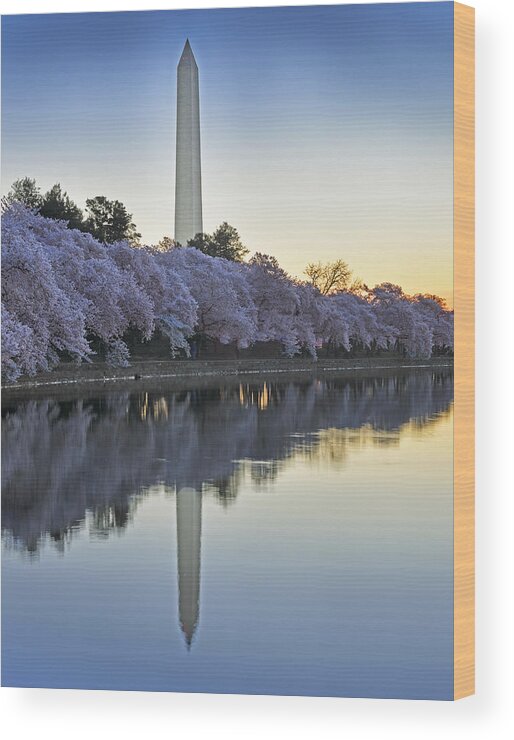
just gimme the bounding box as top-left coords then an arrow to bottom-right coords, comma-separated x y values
453,1 -> 475,701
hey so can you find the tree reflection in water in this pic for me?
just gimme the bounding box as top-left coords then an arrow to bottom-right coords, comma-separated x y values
2,370 -> 453,555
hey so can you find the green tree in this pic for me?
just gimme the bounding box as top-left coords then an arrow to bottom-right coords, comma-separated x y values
187,222 -> 248,261
5,177 -> 42,210
40,184 -> 84,230
84,196 -> 141,245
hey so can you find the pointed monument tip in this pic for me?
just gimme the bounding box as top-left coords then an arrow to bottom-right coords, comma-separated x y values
181,620 -> 197,649
179,38 -> 197,66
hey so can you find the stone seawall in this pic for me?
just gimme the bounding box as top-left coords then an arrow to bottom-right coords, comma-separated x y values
2,357 -> 453,399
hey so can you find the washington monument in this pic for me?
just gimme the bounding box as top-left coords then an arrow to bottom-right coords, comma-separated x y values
176,488 -> 202,648
175,39 -> 202,246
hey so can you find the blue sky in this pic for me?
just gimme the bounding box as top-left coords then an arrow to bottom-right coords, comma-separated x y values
1,3 -> 454,301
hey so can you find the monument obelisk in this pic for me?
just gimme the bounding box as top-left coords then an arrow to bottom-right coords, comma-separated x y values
176,488 -> 202,648
175,39 -> 203,246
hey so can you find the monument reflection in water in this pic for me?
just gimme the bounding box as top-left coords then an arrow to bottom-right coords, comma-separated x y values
2,370 -> 454,699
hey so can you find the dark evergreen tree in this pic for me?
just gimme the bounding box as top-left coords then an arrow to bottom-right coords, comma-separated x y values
84,196 -> 141,245
5,177 -> 42,210
187,222 -> 248,261
40,184 -> 84,230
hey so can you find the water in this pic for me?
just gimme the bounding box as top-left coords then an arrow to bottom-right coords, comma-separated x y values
1,369 -> 454,699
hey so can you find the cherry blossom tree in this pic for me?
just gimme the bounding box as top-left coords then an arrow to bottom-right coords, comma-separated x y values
247,254 -> 300,355
315,294 -> 351,353
411,294 -> 454,353
164,247 -> 256,348
370,283 -> 433,358
2,205 -> 91,376
1,204 -> 454,380
1,305 -> 38,381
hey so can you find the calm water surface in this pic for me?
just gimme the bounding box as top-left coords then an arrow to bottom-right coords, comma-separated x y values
2,370 -> 454,699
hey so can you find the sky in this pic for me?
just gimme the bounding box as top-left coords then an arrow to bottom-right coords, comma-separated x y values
1,3 -> 454,304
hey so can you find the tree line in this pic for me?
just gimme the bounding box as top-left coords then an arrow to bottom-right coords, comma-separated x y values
1,200 -> 453,381
4,177 -> 141,245
5,178 -> 356,276
4,177 -> 248,259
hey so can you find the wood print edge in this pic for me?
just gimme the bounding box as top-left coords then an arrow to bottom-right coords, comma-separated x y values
453,0 -> 475,701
